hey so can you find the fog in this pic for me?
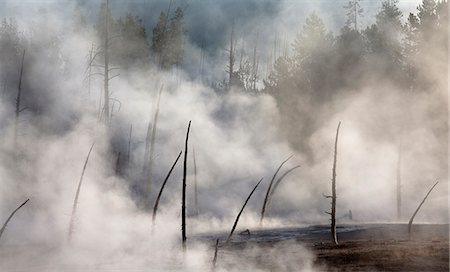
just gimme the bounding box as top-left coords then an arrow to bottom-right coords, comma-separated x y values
0,0 -> 447,271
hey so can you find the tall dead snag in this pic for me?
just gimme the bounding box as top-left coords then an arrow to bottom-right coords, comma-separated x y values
152,151 -> 182,225
182,121 -> 191,250
227,23 -> 235,90
193,147 -> 199,216
103,0 -> 110,125
212,238 -> 219,271
0,199 -> 29,243
143,85 -> 164,209
127,124 -> 132,164
226,178 -> 263,244
260,155 -> 293,226
324,122 -> 341,246
266,165 -> 301,212
68,143 -> 95,242
396,145 -> 402,220
408,181 -> 439,239
14,49 -> 26,149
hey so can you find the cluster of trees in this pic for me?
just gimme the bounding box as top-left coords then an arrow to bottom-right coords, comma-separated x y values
263,0 -> 448,158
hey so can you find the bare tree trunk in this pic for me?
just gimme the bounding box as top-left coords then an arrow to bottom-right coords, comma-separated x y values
396,145 -> 402,220
14,49 -> 25,149
266,165 -> 301,212
212,238 -> 219,271
103,0 -> 110,125
68,143 -> 95,242
408,181 -> 439,239
330,122 -> 341,245
0,199 -> 29,243
127,124 -> 132,164
226,178 -> 263,244
193,147 -> 199,216
260,155 -> 293,226
142,85 -> 164,209
228,24 -> 235,90
115,152 -> 121,175
152,150 -> 182,225
182,120 -> 191,250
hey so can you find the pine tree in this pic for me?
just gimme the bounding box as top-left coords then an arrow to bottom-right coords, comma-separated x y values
343,0 -> 364,31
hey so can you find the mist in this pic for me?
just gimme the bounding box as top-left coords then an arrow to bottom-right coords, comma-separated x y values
0,0 -> 447,271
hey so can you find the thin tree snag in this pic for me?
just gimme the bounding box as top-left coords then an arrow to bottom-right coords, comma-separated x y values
143,85 -> 164,209
152,150 -> 182,225
0,199 -> 29,243
260,155 -> 293,226
14,49 -> 25,149
182,120 -> 191,250
408,181 -> 439,239
193,147 -> 199,216
115,152 -> 121,175
396,145 -> 402,220
226,178 -> 263,244
330,122 -> 341,246
127,124 -> 132,164
212,238 -> 219,271
68,143 -> 95,242
103,0 -> 110,125
266,165 -> 301,212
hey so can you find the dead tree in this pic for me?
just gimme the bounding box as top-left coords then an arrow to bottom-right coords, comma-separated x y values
193,147 -> 199,216
182,120 -> 191,250
324,122 -> 341,246
68,143 -> 95,242
14,49 -> 26,149
115,152 -> 121,175
212,238 -> 219,271
0,199 -> 29,243
152,150 -> 182,225
260,155 -> 293,226
408,181 -> 439,239
143,85 -> 164,208
226,178 -> 263,244
266,165 -> 301,212
396,145 -> 402,220
127,124 -> 132,164
227,23 -> 235,90
103,0 -> 110,125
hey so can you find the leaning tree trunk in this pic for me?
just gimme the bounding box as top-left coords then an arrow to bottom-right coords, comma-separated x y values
182,121 -> 191,250
408,181 -> 439,239
226,178 -> 263,244
260,155 -> 293,226
68,143 -> 95,242
0,199 -> 29,243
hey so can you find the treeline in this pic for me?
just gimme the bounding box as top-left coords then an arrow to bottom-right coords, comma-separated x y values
263,0 -> 448,159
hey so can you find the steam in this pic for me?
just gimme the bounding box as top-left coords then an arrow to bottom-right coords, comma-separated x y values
0,0 -> 447,271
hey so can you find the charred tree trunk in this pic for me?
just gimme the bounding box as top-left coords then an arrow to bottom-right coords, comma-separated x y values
260,155 -> 293,226
103,0 -> 110,125
330,122 -> 341,246
68,143 -> 95,242
266,165 -> 301,212
127,124 -> 132,165
408,181 -> 439,239
182,121 -> 191,250
14,49 -> 25,149
226,178 -> 263,244
212,238 -> 219,271
143,85 -> 164,208
152,151 -> 182,225
0,199 -> 29,243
